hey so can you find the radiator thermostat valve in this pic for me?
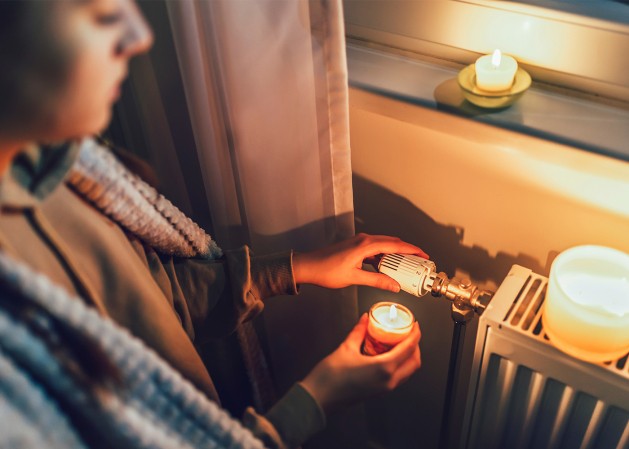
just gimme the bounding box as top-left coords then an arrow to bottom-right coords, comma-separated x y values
378,254 -> 437,297
378,253 -> 494,317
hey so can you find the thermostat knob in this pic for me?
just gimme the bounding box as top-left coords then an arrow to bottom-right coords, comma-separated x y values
378,254 -> 437,297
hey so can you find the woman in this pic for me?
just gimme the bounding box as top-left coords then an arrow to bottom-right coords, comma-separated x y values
0,1 -> 424,448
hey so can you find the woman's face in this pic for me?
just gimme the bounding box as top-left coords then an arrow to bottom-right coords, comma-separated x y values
31,0 -> 153,142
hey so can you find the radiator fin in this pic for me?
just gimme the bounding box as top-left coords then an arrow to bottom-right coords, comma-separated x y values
470,355 -> 629,449
501,272 -> 629,380
465,266 -> 628,449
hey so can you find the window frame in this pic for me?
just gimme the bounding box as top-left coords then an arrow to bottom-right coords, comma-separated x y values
343,0 -> 629,102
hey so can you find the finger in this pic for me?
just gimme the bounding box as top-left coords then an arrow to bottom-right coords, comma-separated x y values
343,313 -> 369,350
411,321 -> 422,343
389,346 -> 422,388
378,323 -> 421,366
358,236 -> 429,260
352,270 -> 401,292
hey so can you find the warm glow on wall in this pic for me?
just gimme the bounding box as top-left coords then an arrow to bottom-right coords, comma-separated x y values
345,0 -> 629,100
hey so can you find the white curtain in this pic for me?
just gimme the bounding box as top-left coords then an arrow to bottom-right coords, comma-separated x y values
113,1 -> 363,447
166,0 -> 355,253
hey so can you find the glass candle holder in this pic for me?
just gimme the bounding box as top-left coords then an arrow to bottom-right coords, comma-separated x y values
542,245 -> 629,363
363,302 -> 415,356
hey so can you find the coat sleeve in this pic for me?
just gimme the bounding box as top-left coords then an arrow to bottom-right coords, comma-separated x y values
132,241 -> 327,448
133,241 -> 298,344
242,383 -> 326,449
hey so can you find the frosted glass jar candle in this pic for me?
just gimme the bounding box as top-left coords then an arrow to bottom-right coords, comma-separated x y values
542,245 -> 629,363
474,49 -> 518,92
363,302 -> 415,356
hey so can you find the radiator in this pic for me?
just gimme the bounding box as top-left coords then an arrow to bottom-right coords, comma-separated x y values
461,265 -> 629,449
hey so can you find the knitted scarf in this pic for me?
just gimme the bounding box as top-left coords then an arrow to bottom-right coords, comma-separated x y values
67,138 -> 222,259
0,250 -> 268,449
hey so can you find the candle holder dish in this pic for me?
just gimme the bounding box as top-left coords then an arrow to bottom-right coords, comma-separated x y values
457,64 -> 531,109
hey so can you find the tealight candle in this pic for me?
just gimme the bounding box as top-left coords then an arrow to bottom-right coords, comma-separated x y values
474,49 -> 518,92
363,302 -> 415,356
542,245 -> 629,363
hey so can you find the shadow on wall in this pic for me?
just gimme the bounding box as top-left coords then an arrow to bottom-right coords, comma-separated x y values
201,176 -> 555,449
352,174 -> 549,449
200,216 -> 368,449
353,174 -> 546,287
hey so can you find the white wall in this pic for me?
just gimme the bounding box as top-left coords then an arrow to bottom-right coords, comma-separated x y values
349,87 -> 629,449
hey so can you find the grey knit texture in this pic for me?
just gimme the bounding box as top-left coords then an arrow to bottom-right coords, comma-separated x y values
0,252 -> 266,449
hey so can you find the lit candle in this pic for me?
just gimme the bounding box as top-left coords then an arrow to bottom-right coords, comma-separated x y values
363,302 -> 415,356
474,49 -> 518,92
542,245 -> 629,363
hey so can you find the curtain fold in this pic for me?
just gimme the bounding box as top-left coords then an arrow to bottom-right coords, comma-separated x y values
166,0 -> 354,250
113,1 -> 363,447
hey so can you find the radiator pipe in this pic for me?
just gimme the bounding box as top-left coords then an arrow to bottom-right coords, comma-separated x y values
376,255 -> 495,449
438,320 -> 468,449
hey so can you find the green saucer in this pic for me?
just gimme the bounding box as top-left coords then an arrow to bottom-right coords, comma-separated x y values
457,64 -> 531,109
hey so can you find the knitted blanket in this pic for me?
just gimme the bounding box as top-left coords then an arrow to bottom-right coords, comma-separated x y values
0,251 -> 266,449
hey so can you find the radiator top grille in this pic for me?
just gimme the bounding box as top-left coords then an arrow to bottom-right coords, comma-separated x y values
501,273 -> 629,379
464,265 -> 629,449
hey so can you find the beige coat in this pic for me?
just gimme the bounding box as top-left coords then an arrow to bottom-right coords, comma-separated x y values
0,143 -> 324,449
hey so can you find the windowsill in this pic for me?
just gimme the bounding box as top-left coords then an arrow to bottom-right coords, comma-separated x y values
346,43 -> 629,162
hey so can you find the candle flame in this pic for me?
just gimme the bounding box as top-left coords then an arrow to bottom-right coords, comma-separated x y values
491,49 -> 502,68
389,304 -> 398,321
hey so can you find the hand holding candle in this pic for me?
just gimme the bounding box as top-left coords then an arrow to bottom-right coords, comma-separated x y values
475,49 -> 518,92
300,313 -> 421,415
363,302 -> 415,356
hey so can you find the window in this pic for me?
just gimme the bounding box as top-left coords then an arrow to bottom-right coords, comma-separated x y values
344,0 -> 629,101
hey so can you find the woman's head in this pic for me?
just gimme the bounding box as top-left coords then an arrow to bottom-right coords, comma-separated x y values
0,0 -> 152,144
